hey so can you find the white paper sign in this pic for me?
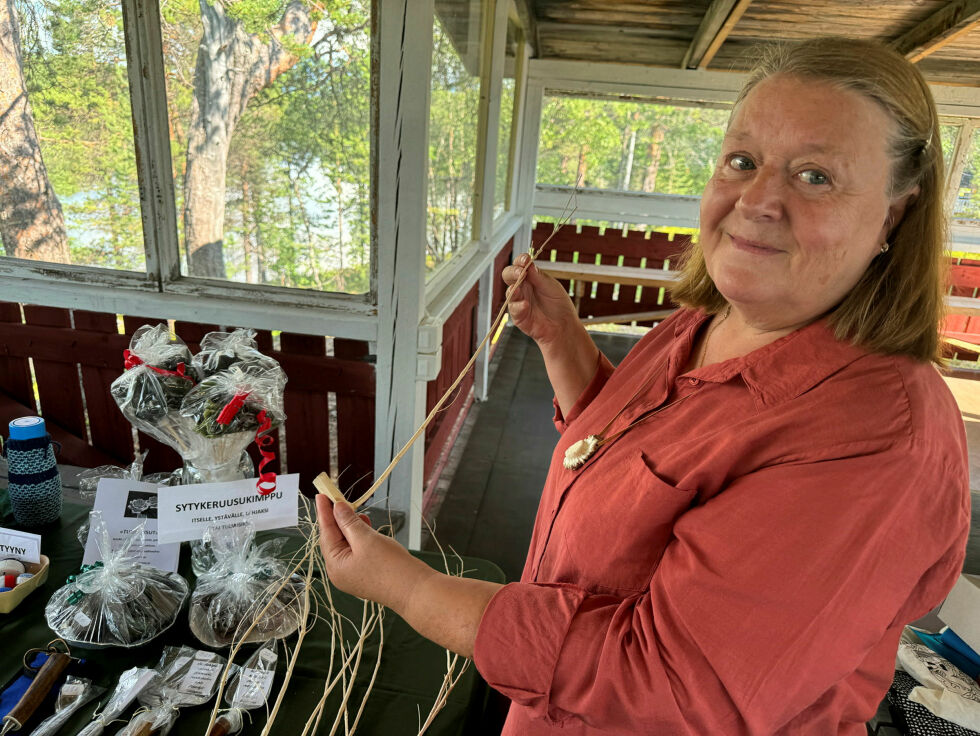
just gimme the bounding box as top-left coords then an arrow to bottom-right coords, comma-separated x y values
156,474 -> 299,544
0,527 -> 41,564
82,479 -> 180,573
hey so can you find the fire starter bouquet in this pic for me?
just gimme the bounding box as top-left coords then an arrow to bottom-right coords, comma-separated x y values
45,511 -> 189,648
189,522 -> 306,648
110,325 -> 286,485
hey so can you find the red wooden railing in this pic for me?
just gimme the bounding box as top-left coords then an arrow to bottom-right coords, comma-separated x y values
529,224 -> 980,368
530,223 -> 687,325
0,302 -> 375,498
945,258 -> 980,360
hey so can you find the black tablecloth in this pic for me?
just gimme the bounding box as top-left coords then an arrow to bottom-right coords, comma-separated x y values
0,498 -> 506,735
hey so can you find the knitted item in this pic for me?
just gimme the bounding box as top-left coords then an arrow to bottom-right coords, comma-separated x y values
5,435 -> 61,526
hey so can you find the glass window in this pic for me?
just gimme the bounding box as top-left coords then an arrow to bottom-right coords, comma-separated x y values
952,128 -> 980,223
4,0 -> 144,270
161,0 -> 371,293
940,123 -> 960,173
426,0 -> 484,276
492,18 -> 520,221
537,96 -> 729,195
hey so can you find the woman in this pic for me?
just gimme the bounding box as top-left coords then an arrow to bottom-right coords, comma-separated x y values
317,38 -> 972,734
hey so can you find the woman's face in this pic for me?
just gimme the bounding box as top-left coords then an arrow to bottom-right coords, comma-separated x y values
699,74 -> 908,328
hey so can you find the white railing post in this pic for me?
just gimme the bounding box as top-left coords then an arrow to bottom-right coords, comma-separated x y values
473,0 -> 510,401
513,80 -> 544,259
373,0 -> 434,548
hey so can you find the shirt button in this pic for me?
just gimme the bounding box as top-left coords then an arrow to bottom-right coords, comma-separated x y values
688,377 -> 700,386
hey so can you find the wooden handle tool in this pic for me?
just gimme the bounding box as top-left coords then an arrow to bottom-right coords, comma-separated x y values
1,651 -> 72,734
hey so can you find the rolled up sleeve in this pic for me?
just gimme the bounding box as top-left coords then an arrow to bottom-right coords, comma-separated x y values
553,352 -> 616,434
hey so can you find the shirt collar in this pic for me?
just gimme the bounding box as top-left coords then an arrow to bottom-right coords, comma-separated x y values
673,308 -> 869,407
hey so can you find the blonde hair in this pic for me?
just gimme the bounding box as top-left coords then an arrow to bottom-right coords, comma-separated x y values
671,37 -> 948,362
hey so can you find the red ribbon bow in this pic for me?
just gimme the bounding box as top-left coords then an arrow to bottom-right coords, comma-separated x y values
216,391 -> 250,426
123,350 -> 193,382
215,393 -> 277,494
254,410 -> 277,494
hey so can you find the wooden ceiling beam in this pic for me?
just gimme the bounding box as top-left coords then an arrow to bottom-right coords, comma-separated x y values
891,0 -> 980,63
682,0 -> 754,70
512,0 -> 540,57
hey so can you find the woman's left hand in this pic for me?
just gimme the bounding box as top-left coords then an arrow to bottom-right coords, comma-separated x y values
315,495 -> 435,610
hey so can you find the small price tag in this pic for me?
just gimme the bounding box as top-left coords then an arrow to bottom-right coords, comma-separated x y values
232,669 -> 275,708
179,659 -> 223,698
73,611 -> 92,629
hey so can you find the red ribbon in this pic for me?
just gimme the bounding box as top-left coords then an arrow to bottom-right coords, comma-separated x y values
216,391 -> 250,426
123,350 -> 193,382
254,410 -> 277,494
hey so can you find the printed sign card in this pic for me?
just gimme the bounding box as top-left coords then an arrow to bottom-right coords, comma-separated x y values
156,474 -> 299,544
0,527 -> 41,564
83,479 -> 180,572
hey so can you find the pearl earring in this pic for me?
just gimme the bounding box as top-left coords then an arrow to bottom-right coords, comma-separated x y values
880,242 -> 891,254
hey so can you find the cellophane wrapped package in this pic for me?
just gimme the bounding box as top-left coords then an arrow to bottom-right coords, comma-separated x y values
29,677 -> 105,736
110,326 -> 286,487
212,639 -> 280,735
117,646 -> 228,736
109,325 -> 200,452
189,523 -> 305,648
76,666 -> 157,736
45,512 -> 188,648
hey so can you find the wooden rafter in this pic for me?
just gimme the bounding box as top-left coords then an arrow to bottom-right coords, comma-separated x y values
512,0 -> 540,57
891,0 -> 980,63
682,0 -> 754,70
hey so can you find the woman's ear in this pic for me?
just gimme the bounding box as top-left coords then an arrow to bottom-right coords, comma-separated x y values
881,185 -> 920,244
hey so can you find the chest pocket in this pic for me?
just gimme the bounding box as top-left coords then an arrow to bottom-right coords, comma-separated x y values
554,450 -> 697,596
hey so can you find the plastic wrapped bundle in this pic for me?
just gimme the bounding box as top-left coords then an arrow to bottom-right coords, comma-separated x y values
29,677 -> 104,736
45,512 -> 188,648
209,639 -> 279,735
118,646 -> 228,736
179,360 -> 286,487
76,666 -> 157,736
181,362 -> 285,439
110,325 -> 199,452
189,523 -> 305,648
192,329 -> 281,379
77,451 -> 147,501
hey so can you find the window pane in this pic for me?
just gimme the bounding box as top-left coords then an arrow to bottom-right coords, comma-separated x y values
537,96 -> 729,196
492,19 -> 520,221
940,123 -> 959,173
427,1 -> 484,276
953,128 -> 980,223
3,0 -> 144,270
162,0 -> 371,293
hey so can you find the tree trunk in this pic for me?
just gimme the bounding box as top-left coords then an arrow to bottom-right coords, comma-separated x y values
241,162 -> 255,283
622,129 -> 636,190
183,0 -> 315,278
642,126 -> 665,193
576,145 -> 588,187
0,0 -> 69,262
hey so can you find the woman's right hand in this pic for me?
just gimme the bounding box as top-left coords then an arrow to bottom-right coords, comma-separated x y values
502,253 -> 580,346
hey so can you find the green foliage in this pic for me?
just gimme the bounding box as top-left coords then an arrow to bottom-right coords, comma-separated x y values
426,17 -> 480,274
537,96 -> 728,196
952,128 -> 980,221
18,0 -> 145,270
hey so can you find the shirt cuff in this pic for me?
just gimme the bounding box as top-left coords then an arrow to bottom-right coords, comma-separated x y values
553,352 -> 615,433
473,582 -> 588,722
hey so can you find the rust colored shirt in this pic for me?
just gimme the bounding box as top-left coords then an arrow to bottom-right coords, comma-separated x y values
473,308 -> 971,735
